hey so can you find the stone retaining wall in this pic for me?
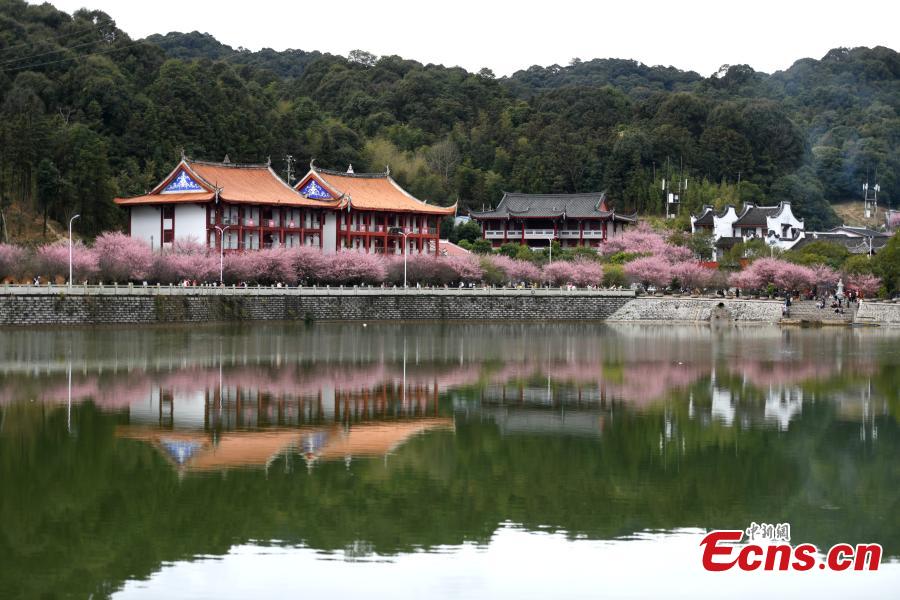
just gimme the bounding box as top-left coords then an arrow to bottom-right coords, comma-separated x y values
0,287 -> 800,326
0,288 -> 633,325
855,301 -> 900,325
607,297 -> 783,322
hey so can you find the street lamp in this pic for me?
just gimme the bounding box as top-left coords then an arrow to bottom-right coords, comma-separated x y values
68,214 -> 81,287
214,225 -> 233,284
547,235 -> 554,263
389,227 -> 411,287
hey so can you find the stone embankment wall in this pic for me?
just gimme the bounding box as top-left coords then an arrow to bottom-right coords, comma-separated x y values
855,301 -> 900,325
607,297 -> 783,322
0,286 -> 793,326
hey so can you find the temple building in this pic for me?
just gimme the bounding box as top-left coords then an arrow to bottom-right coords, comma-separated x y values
468,192 -> 637,249
114,157 -> 455,254
294,163 -> 456,255
690,201 -> 805,259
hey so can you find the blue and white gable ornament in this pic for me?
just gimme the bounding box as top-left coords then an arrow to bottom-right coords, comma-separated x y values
162,169 -> 204,193
300,178 -> 333,200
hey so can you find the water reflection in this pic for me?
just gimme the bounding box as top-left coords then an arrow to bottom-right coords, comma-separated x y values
0,323 -> 898,598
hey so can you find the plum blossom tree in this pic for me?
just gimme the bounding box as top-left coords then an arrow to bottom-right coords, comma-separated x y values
670,261 -> 714,290
600,222 -> 669,256
569,258 -> 604,287
846,273 -> 881,296
445,255 -> 484,283
728,258 -> 815,292
319,252 -> 386,285
35,240 -> 98,283
624,255 -> 673,288
291,247 -> 330,284
808,264 -> 839,292
0,244 -> 27,281
151,239 -> 218,283
542,261 -> 579,287
94,232 -> 153,282
488,255 -> 541,285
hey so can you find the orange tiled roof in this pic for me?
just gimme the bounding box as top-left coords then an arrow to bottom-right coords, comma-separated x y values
297,167 -> 456,215
114,159 -> 341,208
115,191 -> 215,205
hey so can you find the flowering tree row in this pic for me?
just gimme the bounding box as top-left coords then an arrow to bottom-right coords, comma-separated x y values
0,234 -> 607,288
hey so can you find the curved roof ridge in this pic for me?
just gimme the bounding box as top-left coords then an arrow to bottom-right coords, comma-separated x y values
314,167 -> 388,179
188,158 -> 270,169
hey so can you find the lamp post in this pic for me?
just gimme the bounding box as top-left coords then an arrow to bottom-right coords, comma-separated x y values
547,235 -> 554,263
390,227 -> 411,287
214,225 -> 233,284
68,214 -> 81,287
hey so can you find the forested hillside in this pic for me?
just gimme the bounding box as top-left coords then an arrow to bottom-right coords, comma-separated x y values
0,0 -> 897,239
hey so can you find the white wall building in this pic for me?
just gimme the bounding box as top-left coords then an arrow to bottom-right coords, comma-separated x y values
691,202 -> 805,260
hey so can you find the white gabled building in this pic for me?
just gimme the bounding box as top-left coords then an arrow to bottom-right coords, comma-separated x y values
691,202 -> 805,260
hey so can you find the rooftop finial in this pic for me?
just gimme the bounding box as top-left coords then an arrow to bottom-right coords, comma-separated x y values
180,147 -> 186,161
347,164 -> 354,174
310,158 -> 317,170
385,164 -> 391,176
222,154 -> 231,164
266,155 -> 271,167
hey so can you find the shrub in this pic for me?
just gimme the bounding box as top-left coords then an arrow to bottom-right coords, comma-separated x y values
602,264 -> 627,287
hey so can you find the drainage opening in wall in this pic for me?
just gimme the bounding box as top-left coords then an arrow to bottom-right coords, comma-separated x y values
717,302 -> 725,308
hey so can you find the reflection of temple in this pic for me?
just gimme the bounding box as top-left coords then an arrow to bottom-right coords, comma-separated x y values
118,419 -> 453,472
128,379 -> 440,430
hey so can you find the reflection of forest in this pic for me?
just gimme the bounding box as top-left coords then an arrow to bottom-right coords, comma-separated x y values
1,399 -> 897,600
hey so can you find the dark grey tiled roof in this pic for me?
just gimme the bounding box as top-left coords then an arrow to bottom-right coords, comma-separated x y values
828,226 -> 890,238
732,204 -> 780,227
693,206 -> 715,225
471,192 -> 636,222
793,233 -> 892,254
715,236 -> 742,249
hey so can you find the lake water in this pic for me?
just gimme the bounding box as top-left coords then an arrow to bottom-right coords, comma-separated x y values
1,323 -> 898,598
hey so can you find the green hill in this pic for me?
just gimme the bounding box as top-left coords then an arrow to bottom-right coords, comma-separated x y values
0,0 -> 897,239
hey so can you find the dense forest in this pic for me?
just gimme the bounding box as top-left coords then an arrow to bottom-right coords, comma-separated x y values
0,0 -> 897,238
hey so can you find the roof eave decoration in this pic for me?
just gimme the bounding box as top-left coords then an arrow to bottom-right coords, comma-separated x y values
149,158 -> 216,196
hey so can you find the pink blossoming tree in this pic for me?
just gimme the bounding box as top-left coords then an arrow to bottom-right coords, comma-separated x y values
624,255 -> 673,288
0,244 -> 27,281
35,240 -> 98,283
94,232 -> 153,282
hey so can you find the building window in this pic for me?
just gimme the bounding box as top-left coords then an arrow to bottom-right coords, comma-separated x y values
162,205 -> 174,220
162,229 -> 174,243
